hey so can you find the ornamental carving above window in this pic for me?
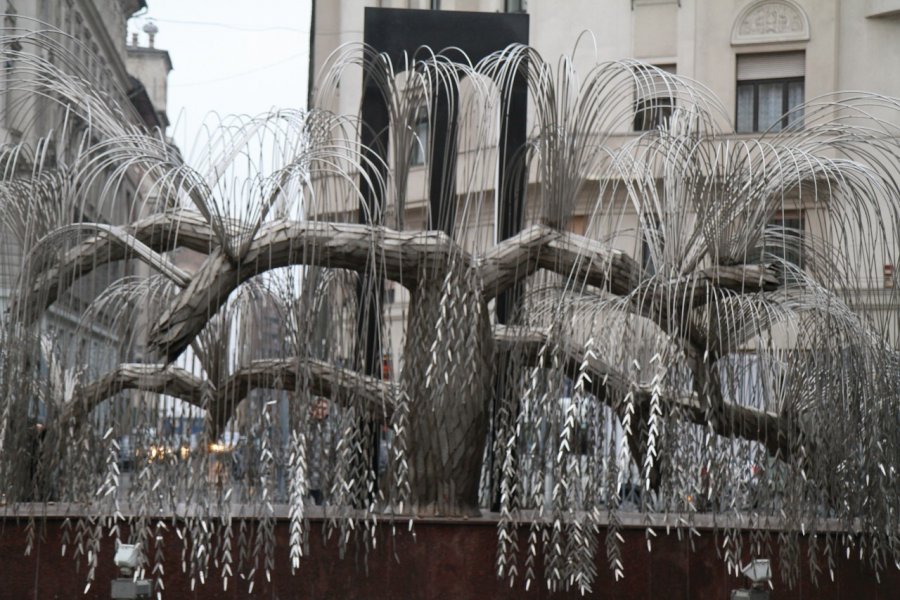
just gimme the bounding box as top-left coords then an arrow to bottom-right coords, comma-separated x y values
732,0 -> 810,45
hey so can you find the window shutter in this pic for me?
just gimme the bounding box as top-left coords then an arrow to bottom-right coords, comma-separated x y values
737,52 -> 805,81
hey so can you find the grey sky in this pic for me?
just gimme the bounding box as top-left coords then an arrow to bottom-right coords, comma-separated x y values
128,1 -> 312,156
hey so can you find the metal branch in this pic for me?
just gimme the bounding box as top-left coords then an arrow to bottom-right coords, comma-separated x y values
66,357 -> 394,434
147,220 -> 463,360
15,210 -> 216,323
495,325 -> 798,459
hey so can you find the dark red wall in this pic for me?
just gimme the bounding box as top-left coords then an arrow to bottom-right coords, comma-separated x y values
0,517 -> 897,599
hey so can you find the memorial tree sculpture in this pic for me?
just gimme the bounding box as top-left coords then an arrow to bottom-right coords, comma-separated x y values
0,28 -> 898,594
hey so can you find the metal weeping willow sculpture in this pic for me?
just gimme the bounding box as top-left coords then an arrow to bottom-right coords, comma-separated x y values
1,24 -> 899,595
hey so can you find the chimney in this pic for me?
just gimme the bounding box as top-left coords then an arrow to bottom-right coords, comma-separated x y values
142,21 -> 159,49
131,32 -> 138,46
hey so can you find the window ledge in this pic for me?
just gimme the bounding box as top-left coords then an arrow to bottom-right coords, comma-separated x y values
866,0 -> 900,18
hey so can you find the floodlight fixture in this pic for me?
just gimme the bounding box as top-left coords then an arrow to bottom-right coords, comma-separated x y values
114,544 -> 139,574
742,559 -> 772,586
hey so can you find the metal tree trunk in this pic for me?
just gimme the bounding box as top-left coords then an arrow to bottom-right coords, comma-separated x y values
400,267 -> 493,515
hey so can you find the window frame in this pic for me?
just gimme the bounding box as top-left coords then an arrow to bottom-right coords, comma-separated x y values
640,213 -> 662,275
746,209 -> 806,286
409,108 -> 429,167
505,0 -> 528,12
633,64 -> 677,133
735,76 -> 804,133
765,209 -> 805,270
634,96 -> 676,132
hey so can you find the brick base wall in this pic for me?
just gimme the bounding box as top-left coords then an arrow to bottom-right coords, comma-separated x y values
0,516 -> 896,599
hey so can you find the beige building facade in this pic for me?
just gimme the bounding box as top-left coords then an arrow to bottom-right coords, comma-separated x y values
0,0 -> 172,297
313,1 -> 900,115
0,1 -> 174,416
309,0 -> 900,370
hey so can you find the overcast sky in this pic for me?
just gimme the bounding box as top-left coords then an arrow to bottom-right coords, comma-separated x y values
128,1 -> 312,157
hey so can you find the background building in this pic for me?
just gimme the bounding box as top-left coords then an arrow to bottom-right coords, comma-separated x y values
310,0 -> 900,373
0,0 -> 173,422
0,0 -> 173,302
312,0 -> 900,114
126,19 -> 172,131
305,1 -> 900,511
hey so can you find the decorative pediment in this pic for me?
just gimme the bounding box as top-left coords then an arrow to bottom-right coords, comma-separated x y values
732,0 -> 810,45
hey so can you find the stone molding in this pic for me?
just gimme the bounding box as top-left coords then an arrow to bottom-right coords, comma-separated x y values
731,0 -> 810,46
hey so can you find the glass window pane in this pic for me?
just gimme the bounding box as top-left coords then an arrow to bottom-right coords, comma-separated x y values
766,214 -> 804,285
411,114 -> 429,166
641,215 -> 661,275
757,82 -> 783,132
634,98 -> 674,131
634,98 -> 648,131
787,80 -> 804,128
736,84 -> 754,133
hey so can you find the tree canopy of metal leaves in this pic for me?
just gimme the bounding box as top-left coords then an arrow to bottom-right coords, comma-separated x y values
1,26 -> 899,595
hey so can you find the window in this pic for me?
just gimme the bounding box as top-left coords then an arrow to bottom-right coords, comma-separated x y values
736,52 -> 804,133
634,64 -> 676,132
752,211 -> 804,285
505,0 -> 528,12
641,213 -> 661,275
765,211 -> 804,269
410,108 -> 429,166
